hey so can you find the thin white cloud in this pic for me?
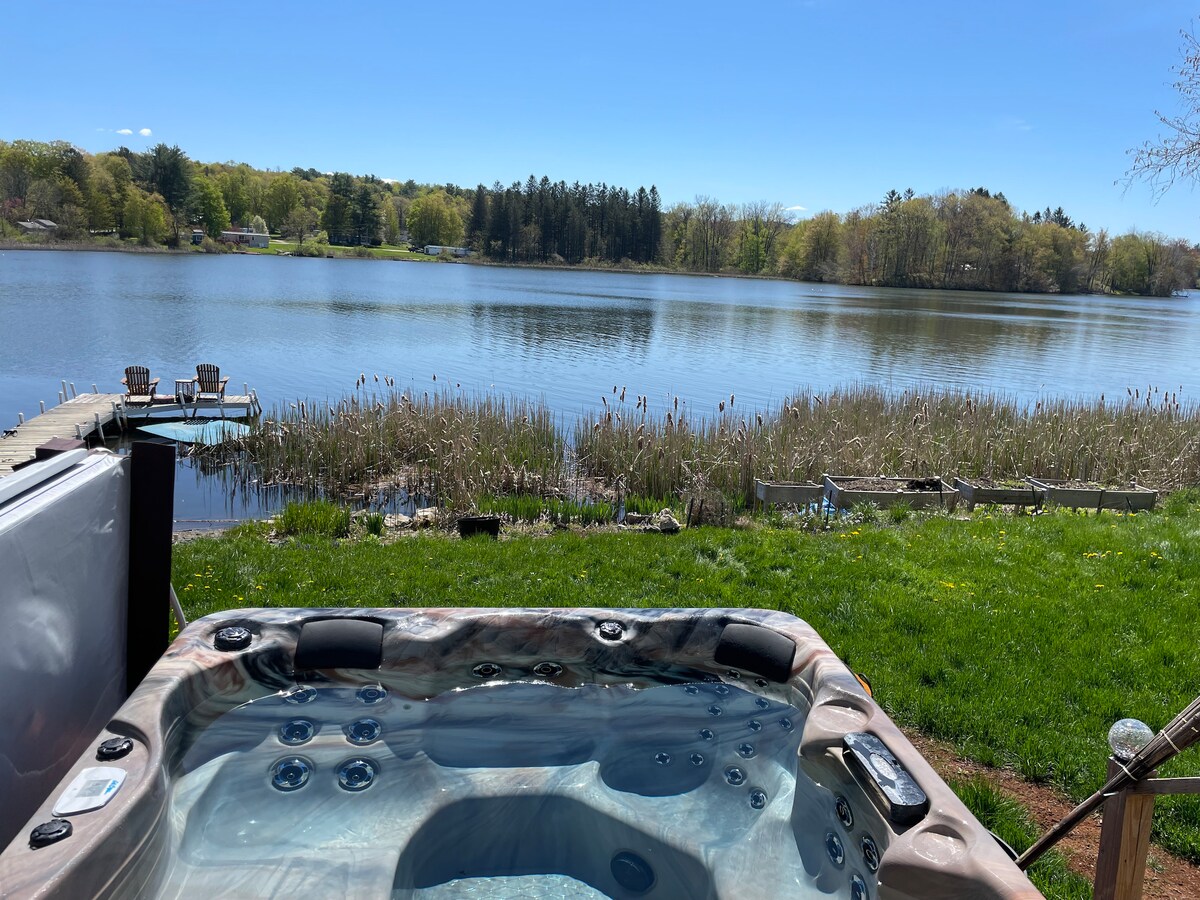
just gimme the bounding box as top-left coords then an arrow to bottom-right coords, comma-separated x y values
785,205 -> 808,212
138,127 -> 152,137
116,128 -> 133,135
998,116 -> 1033,133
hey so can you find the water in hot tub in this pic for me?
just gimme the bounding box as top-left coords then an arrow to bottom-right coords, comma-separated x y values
156,679 -> 843,899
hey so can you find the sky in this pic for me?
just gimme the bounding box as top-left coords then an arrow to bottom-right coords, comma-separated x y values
4,0 -> 1200,240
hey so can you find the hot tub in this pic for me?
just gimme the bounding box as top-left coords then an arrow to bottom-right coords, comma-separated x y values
0,608 -> 1039,899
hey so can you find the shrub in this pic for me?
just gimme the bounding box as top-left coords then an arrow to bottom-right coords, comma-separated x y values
364,511 -> 385,536
276,501 -> 351,538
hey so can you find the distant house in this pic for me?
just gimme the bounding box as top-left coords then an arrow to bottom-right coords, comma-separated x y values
424,245 -> 471,257
17,219 -> 57,235
220,228 -> 269,249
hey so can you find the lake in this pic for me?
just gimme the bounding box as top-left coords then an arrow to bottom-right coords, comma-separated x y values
3,249 -> 1199,522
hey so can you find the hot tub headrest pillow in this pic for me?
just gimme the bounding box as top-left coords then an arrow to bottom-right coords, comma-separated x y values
294,618 -> 384,670
713,623 -> 797,683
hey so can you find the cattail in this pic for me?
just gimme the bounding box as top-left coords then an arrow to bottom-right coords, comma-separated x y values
730,393 -> 735,407
620,386 -> 626,402
719,401 -> 725,412
601,395 -> 608,408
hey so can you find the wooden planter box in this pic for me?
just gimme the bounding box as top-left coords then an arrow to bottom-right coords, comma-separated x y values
952,477 -> 1045,510
1026,479 -> 1157,511
823,475 -> 959,511
754,479 -> 824,507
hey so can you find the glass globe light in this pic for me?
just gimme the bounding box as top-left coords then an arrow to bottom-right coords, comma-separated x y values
1108,718 -> 1154,761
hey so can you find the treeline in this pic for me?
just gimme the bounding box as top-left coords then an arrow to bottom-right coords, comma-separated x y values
770,188 -> 1198,297
1,138 -> 1195,295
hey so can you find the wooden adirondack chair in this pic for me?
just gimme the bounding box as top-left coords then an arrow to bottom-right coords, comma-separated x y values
192,363 -> 230,417
194,364 -> 229,401
121,366 -> 160,403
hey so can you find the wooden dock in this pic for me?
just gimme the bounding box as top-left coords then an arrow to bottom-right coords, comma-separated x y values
1,384 -> 261,475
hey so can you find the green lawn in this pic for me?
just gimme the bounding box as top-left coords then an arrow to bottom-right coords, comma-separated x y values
174,497 -> 1200,870
256,239 -> 435,260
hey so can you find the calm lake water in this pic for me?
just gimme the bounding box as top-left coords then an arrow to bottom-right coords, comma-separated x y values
3,249 -> 1199,522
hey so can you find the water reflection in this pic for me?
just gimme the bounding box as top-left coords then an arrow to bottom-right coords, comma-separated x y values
467,302 -> 654,353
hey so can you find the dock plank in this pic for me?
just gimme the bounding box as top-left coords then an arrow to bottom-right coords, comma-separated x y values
1,390 -> 260,474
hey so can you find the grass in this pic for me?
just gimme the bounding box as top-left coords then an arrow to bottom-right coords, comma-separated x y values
477,494 -> 615,526
175,496 -> 1200,868
274,500 -> 351,538
262,239 -> 435,261
951,777 -> 1093,898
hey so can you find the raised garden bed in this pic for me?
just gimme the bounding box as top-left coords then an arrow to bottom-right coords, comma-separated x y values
952,477 -> 1045,510
1025,479 -> 1157,511
754,479 -> 824,507
823,475 -> 959,511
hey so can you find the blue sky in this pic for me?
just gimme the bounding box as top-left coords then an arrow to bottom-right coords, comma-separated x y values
5,0 -> 1200,240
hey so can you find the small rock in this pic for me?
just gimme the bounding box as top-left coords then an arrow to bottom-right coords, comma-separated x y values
385,513 -> 412,530
414,507 -> 438,528
624,512 -> 649,526
656,509 -> 681,533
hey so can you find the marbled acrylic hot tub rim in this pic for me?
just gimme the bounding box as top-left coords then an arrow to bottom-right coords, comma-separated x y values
0,607 -> 1041,900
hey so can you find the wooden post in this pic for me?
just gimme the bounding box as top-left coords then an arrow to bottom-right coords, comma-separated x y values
39,400 -> 46,414
1094,758 -> 1156,900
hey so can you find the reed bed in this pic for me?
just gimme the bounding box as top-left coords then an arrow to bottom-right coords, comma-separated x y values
218,382 -> 1200,508
237,384 -> 565,508
574,384 -> 1200,503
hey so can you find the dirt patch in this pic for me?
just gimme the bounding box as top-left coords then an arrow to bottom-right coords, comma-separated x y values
965,477 -> 1034,490
834,477 -> 947,492
902,728 -> 1200,898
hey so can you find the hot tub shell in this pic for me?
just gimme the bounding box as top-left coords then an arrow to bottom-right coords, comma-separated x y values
0,608 -> 1041,899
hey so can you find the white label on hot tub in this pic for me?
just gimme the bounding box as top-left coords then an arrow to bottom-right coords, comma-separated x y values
53,766 -> 126,815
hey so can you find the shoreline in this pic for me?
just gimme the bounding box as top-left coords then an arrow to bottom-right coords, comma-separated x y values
2,238 -> 1141,297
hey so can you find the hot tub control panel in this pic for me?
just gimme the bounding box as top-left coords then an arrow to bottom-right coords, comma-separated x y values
52,767 -> 126,816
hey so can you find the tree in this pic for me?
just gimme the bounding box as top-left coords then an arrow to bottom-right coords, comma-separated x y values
122,190 -> 168,245
283,206 -> 318,245
352,184 -> 380,245
250,214 -> 268,236
467,184 -> 488,249
1128,28 -> 1200,194
146,144 -> 192,244
218,168 -> 253,225
408,189 -> 463,246
264,174 -> 301,232
382,199 -> 401,245
190,176 -> 230,238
